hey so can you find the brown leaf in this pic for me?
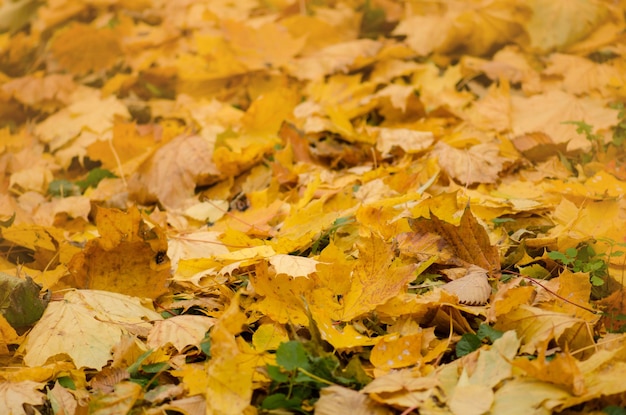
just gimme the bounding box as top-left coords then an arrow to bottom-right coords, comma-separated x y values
408,208 -> 500,274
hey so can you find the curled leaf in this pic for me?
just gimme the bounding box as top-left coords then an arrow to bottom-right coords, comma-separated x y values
442,265 -> 491,305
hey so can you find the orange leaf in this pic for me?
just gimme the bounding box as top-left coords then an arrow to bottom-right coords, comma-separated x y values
49,23 -> 122,75
66,206 -> 170,299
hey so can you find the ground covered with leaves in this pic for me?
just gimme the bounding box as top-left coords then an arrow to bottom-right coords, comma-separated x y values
2,0 -> 626,414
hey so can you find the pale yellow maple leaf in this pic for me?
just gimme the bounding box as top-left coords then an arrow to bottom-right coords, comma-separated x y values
449,383 -> 493,415
360,369 -> 440,409
372,127 -> 434,157
491,378 -> 571,414
511,89 -> 617,152
1,73 -> 75,111
494,304 -> 595,355
543,53 -> 625,98
287,39 -> 382,81
315,385 -> 394,415
34,87 -> 130,152
0,381 -> 46,415
21,290 -> 162,370
167,230 -> 230,270
394,14 -> 450,56
147,315 -> 215,352
442,265 -> 491,306
268,254 -> 319,277
462,46 -> 543,94
432,140 -> 506,185
524,0 -> 609,52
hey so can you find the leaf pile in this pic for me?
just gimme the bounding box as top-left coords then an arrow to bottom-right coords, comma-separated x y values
2,0 -> 626,414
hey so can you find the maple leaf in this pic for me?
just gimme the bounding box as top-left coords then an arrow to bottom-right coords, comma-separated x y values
408,207 -> 500,274
48,22 -> 123,75
0,380 -> 46,415
128,134 -> 221,209
524,0 -> 610,52
20,290 -> 161,370
432,140 -> 508,185
66,206 -> 170,299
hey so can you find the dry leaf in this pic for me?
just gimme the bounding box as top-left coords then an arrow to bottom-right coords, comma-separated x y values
66,206 -> 170,299
408,208 -> 500,274
128,134 -> 221,209
315,385 -> 393,415
432,140 -> 507,185
442,265 -> 491,305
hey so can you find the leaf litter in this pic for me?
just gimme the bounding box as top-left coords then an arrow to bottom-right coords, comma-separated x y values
1,0 -> 626,414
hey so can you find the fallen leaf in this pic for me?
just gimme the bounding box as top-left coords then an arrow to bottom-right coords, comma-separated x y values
66,206 -> 170,299
21,290 -> 162,370
147,315 -> 215,352
441,266 -> 492,305
408,207 -> 500,274
432,140 -> 508,185
128,134 -> 221,209
315,385 -> 394,415
0,381 -> 46,415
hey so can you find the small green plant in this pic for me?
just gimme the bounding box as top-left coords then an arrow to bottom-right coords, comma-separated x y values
262,340 -> 367,413
455,324 -> 503,357
48,167 -> 117,197
562,102 -> 626,165
547,244 -> 612,286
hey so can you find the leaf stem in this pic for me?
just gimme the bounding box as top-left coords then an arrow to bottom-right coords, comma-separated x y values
297,368 -> 335,386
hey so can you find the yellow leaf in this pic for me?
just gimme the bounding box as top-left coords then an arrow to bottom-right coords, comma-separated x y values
249,263 -> 312,325
252,323 -> 288,352
338,236 -> 417,321
86,122 -> 161,175
513,340 -> 586,396
494,304 -> 595,355
221,20 -> 305,71
89,381 -> 142,415
370,333 -> 423,369
525,0 -> 609,52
